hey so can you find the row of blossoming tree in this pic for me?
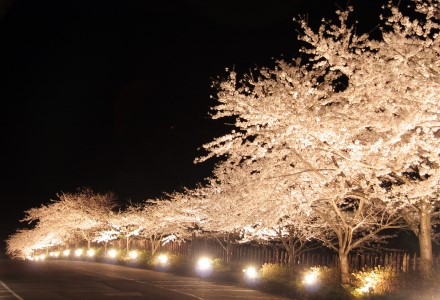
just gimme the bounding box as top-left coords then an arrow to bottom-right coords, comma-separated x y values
7,0 -> 440,283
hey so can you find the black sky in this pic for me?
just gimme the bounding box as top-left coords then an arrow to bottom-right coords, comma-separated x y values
0,0 -> 383,256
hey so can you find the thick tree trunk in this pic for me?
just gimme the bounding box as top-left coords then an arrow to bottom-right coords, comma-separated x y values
126,238 -> 130,251
419,202 -> 433,278
87,239 -> 91,249
287,243 -> 295,278
287,246 -> 295,266
339,252 -> 350,284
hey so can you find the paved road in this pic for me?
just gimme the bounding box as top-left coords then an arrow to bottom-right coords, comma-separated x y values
0,260 -> 290,299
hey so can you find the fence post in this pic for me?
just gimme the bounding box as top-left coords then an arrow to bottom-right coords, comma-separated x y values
412,253 -> 417,272
402,253 -> 407,272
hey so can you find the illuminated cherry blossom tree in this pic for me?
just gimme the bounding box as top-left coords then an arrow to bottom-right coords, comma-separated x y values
298,1 -> 440,277
7,229 -> 47,259
378,0 -> 440,278
139,196 -> 202,256
22,188 -> 117,249
197,1 -> 439,281
6,229 -> 33,259
107,204 -> 147,251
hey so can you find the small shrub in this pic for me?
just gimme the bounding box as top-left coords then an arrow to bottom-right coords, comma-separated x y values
168,253 -> 185,265
258,263 -> 292,292
212,258 -> 230,272
93,247 -> 104,258
259,263 -> 291,282
350,266 -> 401,298
135,249 -> 149,262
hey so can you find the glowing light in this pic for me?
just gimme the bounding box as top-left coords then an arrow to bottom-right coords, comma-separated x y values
53,251 -> 60,257
197,257 -> 211,271
243,266 -> 258,279
195,257 -> 213,277
63,249 -> 70,257
302,268 -> 321,292
157,254 -> 168,264
87,249 -> 95,257
359,275 -> 377,294
303,268 -> 320,286
107,249 -> 117,258
128,250 -> 138,259
304,272 -> 318,285
49,252 -> 54,257
75,249 -> 83,257
152,254 -> 170,271
35,256 -> 40,261
39,254 -> 46,260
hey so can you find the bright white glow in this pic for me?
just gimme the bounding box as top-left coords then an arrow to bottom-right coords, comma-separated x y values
244,267 -> 258,279
63,249 -> 70,257
195,257 -> 213,277
108,249 -> 117,258
87,249 -> 95,257
53,251 -> 60,257
197,257 -> 211,271
304,271 -> 318,285
128,250 -> 138,259
359,276 -> 376,293
157,254 -> 168,264
39,254 -> 46,260
26,255 -> 34,261
49,252 -> 54,257
75,249 -> 83,257
35,256 -> 40,261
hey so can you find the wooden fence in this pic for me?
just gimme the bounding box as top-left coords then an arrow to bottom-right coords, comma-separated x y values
125,238 -> 440,273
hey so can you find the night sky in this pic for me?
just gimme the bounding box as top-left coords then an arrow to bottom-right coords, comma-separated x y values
0,0 -> 383,256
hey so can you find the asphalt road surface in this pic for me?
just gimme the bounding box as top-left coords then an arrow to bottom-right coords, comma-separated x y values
0,259 -> 290,299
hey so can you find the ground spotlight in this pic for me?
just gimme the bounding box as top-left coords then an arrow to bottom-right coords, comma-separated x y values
87,249 -> 95,257
152,254 -> 170,271
75,249 -> 83,257
243,266 -> 258,279
303,268 -> 320,292
304,272 -> 318,285
195,257 -> 212,277
128,250 -> 138,260
63,249 -> 70,257
157,254 -> 168,264
107,249 -> 117,258
243,266 -> 259,284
